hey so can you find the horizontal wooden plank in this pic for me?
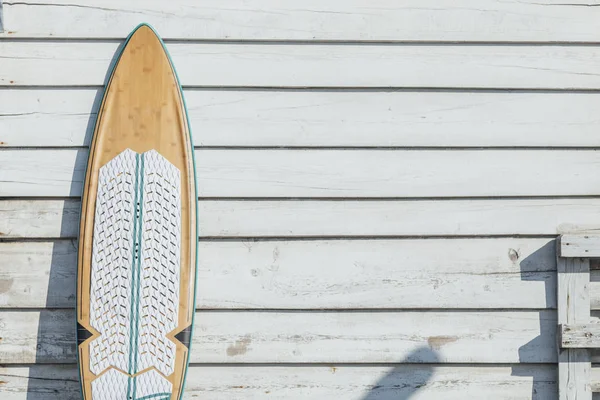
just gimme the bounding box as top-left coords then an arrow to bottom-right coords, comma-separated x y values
0,200 -> 80,238
195,150 -> 600,198
2,149 -> 600,197
3,0 -> 600,43
561,324 -> 600,349
561,234 -> 600,258
0,364 -> 557,400
0,238 -> 557,309
2,42 -> 600,89
0,309 -> 557,363
4,89 -> 600,148
4,199 -> 600,238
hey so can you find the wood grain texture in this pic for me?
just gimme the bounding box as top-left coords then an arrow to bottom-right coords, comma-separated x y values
0,364 -> 558,400
4,198 -> 600,238
0,309 -> 557,364
0,238 -> 557,309
2,42 -> 600,89
1,0 -> 599,42
561,234 -> 600,258
3,149 -> 600,197
5,89 -> 600,148
592,368 -> 600,393
76,25 -> 197,399
561,324 -> 600,349
557,257 -> 592,399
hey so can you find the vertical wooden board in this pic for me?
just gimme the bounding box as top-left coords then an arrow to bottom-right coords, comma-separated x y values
558,256 -> 592,399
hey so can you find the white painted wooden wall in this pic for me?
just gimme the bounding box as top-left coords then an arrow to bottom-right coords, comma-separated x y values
1,1 -> 600,399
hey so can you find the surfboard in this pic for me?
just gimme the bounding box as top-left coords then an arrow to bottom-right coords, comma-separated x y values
76,24 -> 197,400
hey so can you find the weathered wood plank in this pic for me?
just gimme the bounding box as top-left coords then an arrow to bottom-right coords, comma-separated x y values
0,364 -> 557,400
2,42 -> 600,89
591,368 -> 600,393
0,239 -> 557,309
0,200 -> 79,238
4,199 -> 600,238
557,257 -> 592,399
557,259 -> 590,324
2,0 -> 600,43
561,324 -> 600,348
0,241 -> 77,308
2,149 -> 600,197
561,234 -> 600,258
0,1 -> 4,34
195,150 -> 600,198
5,89 -> 600,148
0,309 -> 556,364
591,275 -> 600,312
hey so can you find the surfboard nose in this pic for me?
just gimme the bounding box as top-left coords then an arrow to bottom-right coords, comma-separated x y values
103,22 -> 186,156
123,23 -> 165,60
129,23 -> 161,40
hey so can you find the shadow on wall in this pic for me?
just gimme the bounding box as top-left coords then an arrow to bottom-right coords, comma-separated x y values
0,1 -> 4,33
26,42 -> 126,400
361,346 -> 440,400
513,239 -> 558,399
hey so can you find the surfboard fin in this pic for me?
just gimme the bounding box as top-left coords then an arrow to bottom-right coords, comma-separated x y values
174,325 -> 192,349
77,322 -> 94,346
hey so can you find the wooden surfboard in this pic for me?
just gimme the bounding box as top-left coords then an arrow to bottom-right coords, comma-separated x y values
76,24 -> 197,400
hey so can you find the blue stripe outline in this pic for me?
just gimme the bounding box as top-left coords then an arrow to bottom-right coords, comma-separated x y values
132,154 -> 145,398
136,393 -> 172,400
128,153 -> 141,400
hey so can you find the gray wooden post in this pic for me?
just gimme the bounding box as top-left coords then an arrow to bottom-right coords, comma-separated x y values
558,235 -> 593,399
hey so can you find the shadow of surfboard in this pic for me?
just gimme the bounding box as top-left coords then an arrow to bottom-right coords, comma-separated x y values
513,239 -> 559,399
0,1 -> 4,33
26,42 -> 126,400
360,346 -> 439,400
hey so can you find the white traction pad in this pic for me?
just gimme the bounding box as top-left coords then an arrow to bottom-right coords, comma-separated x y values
89,149 -> 181,399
